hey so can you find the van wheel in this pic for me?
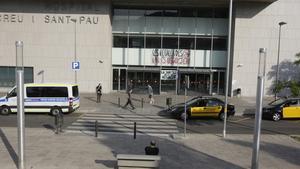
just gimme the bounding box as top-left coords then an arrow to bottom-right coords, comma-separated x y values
50,107 -> 62,116
0,106 -> 11,115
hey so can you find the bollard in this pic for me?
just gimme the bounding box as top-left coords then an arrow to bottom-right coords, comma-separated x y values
54,114 -> 59,134
118,97 -> 120,107
59,112 -> 64,133
133,122 -> 136,139
95,120 -> 98,137
141,98 -> 144,108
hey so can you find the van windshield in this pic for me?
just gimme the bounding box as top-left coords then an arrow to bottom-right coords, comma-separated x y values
7,88 -> 17,98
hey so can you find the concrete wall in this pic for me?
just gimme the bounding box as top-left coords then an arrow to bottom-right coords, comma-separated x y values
232,0 -> 300,96
0,0 -> 112,93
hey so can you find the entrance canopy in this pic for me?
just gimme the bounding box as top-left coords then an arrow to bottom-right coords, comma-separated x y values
112,0 -> 277,7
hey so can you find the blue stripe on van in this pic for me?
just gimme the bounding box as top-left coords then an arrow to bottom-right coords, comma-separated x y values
73,97 -> 80,101
0,98 -> 7,102
25,98 -> 69,102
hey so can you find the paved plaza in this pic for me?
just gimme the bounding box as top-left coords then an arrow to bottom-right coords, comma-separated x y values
0,93 -> 299,169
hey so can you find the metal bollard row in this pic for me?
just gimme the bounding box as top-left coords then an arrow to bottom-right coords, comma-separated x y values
95,120 -> 98,137
133,122 -> 136,139
54,112 -> 64,134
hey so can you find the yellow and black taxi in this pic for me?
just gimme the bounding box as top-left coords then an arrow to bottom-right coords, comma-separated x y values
166,96 -> 235,121
262,98 -> 300,121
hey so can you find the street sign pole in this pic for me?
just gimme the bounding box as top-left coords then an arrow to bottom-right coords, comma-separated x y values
16,41 -> 25,169
251,48 -> 267,169
184,75 -> 189,137
184,87 -> 187,137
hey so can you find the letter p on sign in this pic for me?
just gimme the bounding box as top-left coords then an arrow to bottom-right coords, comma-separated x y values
72,62 -> 80,70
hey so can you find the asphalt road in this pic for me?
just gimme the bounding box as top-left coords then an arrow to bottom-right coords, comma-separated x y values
0,112 -> 82,130
178,116 -> 300,135
0,113 -> 299,135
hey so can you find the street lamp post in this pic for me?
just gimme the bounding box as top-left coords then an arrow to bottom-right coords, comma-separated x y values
275,21 -> 287,99
16,41 -> 25,169
71,18 -> 77,84
223,0 -> 233,138
251,48 -> 267,169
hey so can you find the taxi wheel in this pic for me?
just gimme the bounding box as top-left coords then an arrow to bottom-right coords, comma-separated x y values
180,112 -> 190,120
272,112 -> 281,121
0,106 -> 11,115
218,112 -> 225,121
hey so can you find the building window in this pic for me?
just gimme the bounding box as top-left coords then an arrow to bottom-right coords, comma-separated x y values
179,36 -> 195,49
129,35 -> 144,48
179,9 -> 197,17
0,66 -> 34,87
214,8 -> 228,18
196,37 -> 211,50
163,36 -> 178,49
213,37 -> 227,51
163,10 -> 179,17
146,35 -> 161,48
197,8 -> 213,18
113,35 -> 127,48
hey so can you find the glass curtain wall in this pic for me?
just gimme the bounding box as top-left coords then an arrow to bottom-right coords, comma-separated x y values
0,66 -> 33,87
112,7 -> 228,95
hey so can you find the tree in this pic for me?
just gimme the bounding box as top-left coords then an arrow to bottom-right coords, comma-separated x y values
273,52 -> 300,97
295,52 -> 300,65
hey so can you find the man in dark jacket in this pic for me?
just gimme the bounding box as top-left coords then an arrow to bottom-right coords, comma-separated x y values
145,140 -> 159,155
123,82 -> 135,109
96,83 -> 102,103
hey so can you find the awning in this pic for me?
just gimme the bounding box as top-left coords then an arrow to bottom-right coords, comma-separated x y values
112,0 -> 277,7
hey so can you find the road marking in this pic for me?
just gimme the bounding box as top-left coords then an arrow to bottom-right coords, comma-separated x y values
66,113 -> 179,136
229,117 -> 251,123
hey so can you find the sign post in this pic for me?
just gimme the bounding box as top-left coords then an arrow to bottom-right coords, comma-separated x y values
184,75 -> 190,137
16,41 -> 25,169
251,48 -> 267,169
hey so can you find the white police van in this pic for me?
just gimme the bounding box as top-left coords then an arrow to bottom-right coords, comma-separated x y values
0,83 -> 80,115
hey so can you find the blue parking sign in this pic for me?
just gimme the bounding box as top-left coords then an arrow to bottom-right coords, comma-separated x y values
72,62 -> 80,70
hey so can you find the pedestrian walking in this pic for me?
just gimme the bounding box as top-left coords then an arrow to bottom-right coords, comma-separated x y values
147,84 -> 154,104
123,82 -> 135,110
145,140 -> 159,155
96,83 -> 102,103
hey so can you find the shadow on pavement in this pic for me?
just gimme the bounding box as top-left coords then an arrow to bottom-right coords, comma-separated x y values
43,124 -> 55,132
94,159 -> 116,168
0,128 -> 18,168
224,139 -> 300,166
96,134 -> 245,169
84,96 -> 97,103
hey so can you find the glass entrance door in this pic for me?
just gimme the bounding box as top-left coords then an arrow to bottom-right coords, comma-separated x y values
127,71 -> 160,94
179,73 -> 210,95
112,68 -> 127,91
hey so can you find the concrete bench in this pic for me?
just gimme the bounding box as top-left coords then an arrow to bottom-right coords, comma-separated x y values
116,154 -> 161,169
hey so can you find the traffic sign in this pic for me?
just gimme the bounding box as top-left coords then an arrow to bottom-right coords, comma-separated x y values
72,62 -> 80,70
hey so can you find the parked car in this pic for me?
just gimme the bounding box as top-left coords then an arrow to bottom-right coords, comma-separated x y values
166,96 -> 235,121
262,97 -> 300,121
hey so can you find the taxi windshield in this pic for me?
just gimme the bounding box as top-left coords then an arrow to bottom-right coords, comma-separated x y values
186,97 -> 200,105
269,98 -> 286,106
